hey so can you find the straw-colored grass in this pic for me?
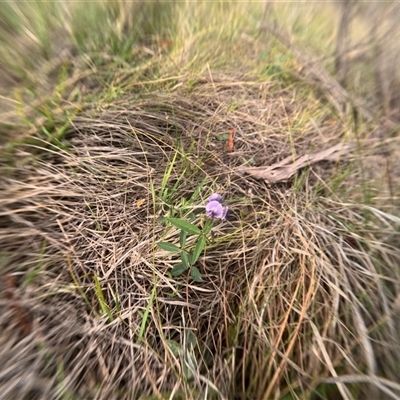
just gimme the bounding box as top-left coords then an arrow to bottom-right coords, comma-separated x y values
1,1 -> 400,399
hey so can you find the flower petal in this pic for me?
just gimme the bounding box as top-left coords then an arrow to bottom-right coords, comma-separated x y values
206,200 -> 223,218
221,206 -> 228,220
208,193 -> 223,203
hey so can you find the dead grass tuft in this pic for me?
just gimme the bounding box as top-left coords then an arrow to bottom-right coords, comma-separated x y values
1,75 -> 400,399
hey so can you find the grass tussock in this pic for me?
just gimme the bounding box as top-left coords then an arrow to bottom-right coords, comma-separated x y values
1,1 -> 400,399
1,75 -> 400,399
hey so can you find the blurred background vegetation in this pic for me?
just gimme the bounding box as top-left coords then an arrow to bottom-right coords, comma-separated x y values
1,0 -> 399,133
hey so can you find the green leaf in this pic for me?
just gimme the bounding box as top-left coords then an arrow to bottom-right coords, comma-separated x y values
166,340 -> 182,356
186,331 -> 197,349
216,133 -> 229,141
167,218 -> 201,235
179,230 -> 187,248
190,266 -> 203,282
171,263 -> 188,277
183,353 -> 197,379
157,241 -> 180,252
192,236 -> 206,264
181,251 -> 190,269
188,212 -> 196,221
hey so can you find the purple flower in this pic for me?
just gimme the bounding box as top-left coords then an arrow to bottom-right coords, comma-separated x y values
208,193 -> 223,204
206,200 -> 228,220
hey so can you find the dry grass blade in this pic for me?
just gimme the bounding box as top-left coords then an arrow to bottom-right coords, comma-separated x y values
335,0 -> 355,87
259,21 -> 398,130
1,75 -> 399,399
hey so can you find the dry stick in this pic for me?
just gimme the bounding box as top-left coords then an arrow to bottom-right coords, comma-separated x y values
237,143 -> 353,184
259,23 -> 397,130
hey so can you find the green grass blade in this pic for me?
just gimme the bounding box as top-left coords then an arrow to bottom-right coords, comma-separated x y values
93,274 -> 113,322
138,284 -> 156,343
189,177 -> 208,202
203,220 -> 214,235
160,151 -> 178,199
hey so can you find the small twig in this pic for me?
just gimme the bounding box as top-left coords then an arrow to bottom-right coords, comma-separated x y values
237,142 -> 353,184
